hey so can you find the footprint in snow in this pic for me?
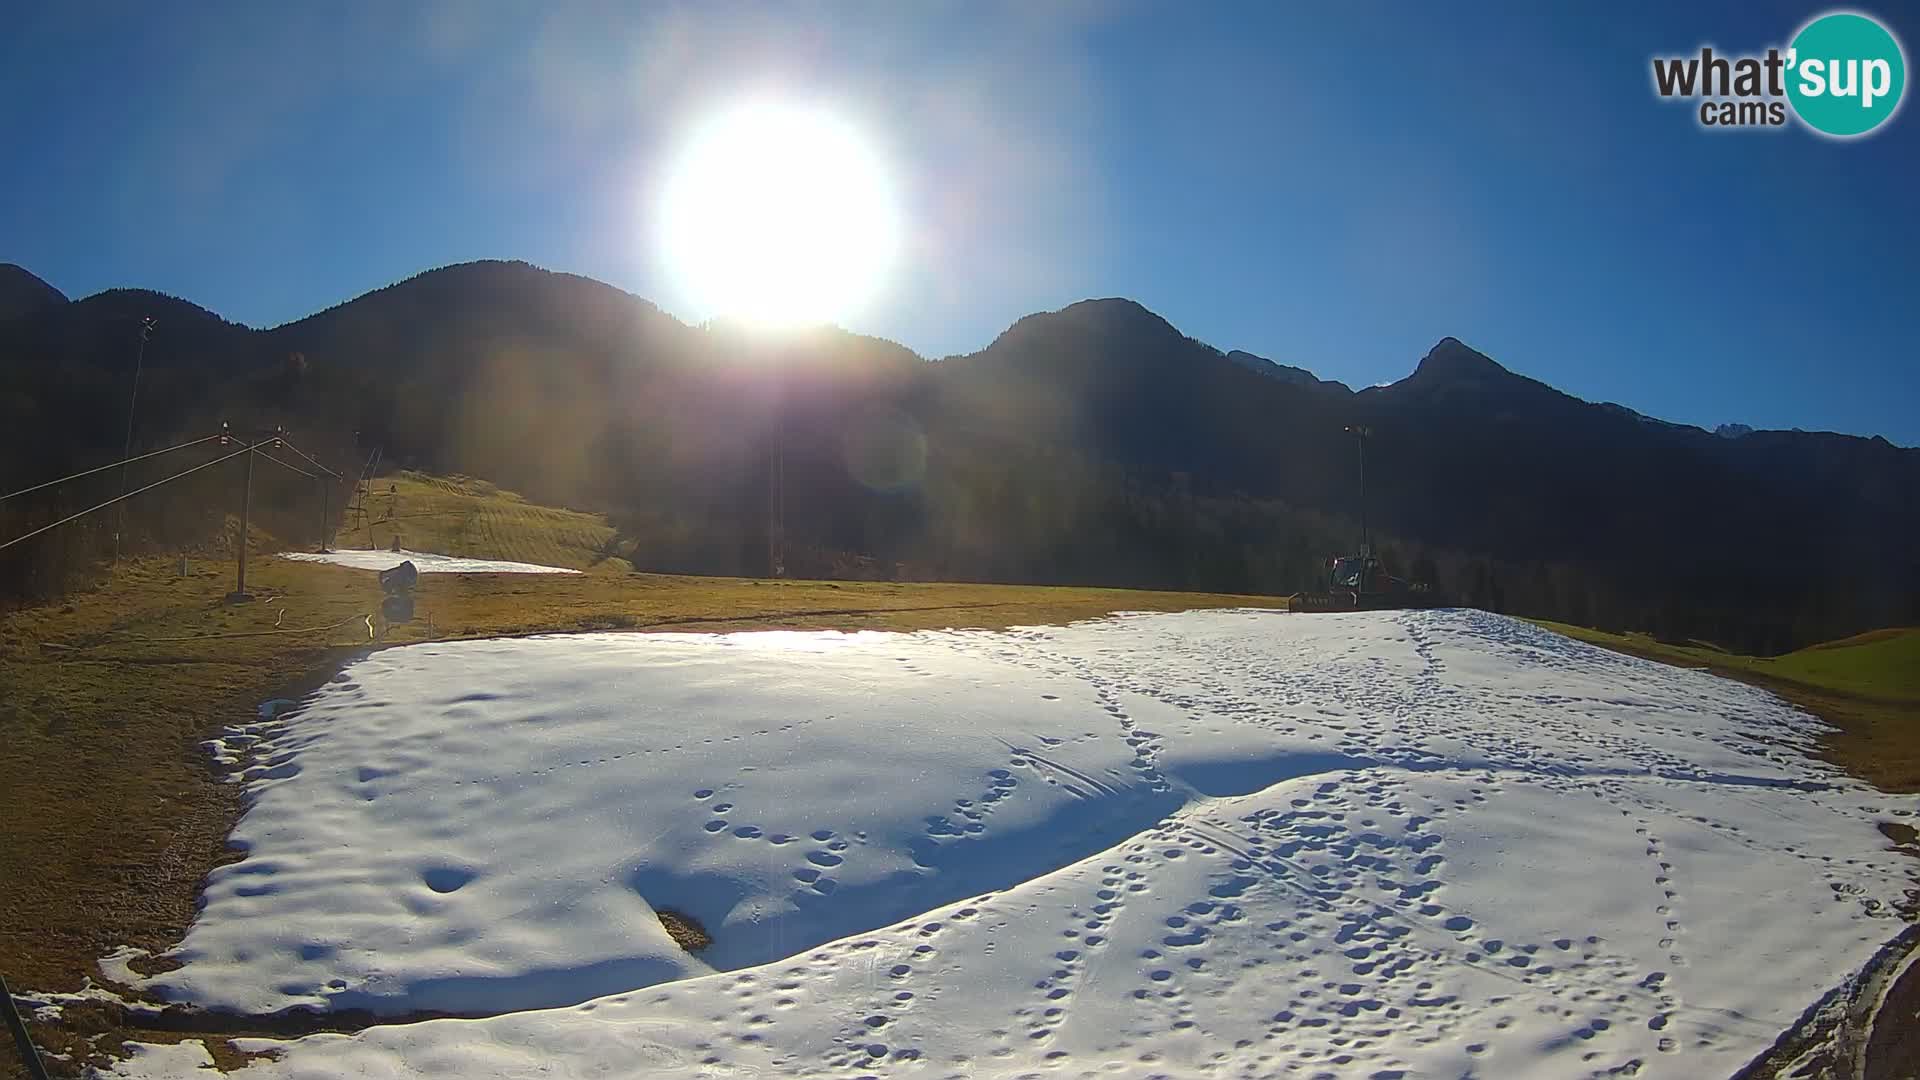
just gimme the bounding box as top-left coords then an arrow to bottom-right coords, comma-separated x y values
421,866 -> 475,893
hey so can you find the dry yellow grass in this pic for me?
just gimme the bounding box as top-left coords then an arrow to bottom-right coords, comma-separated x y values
333,470 -> 627,573
1,512 -> 1284,1075
5,506 -> 1912,1076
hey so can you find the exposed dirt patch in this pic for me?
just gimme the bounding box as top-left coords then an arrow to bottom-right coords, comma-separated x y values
1735,926 -> 1920,1080
656,909 -> 713,953
26,993 -> 497,1077
1865,943 -> 1920,1080
1880,821 -> 1919,856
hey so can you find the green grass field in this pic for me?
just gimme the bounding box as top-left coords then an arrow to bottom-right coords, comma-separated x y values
1767,628 -> 1920,701
1530,619 -> 1920,793
1529,621 -> 1920,705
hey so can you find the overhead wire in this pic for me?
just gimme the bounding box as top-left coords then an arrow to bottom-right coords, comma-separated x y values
0,442 -> 256,552
8,432 -> 370,642
268,438 -> 341,478
253,448 -> 317,481
0,434 -> 222,504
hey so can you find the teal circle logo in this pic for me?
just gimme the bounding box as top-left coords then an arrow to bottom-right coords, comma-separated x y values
1787,12 -> 1906,137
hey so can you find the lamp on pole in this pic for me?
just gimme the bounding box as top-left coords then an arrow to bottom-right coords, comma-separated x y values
112,316 -> 154,568
755,334 -> 786,579
1344,424 -> 1372,556
770,382 -> 785,579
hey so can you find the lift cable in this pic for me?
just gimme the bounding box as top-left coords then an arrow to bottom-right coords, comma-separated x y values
0,434 -> 223,504
0,442 -> 257,553
267,438 -> 341,479
253,448 -> 317,481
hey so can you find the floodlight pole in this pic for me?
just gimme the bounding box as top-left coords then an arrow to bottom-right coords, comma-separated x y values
771,398 -> 785,579
112,316 -> 154,568
768,349 -> 786,579
1345,424 -> 1372,555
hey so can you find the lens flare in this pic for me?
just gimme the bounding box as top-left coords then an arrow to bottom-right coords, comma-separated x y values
844,406 -> 927,492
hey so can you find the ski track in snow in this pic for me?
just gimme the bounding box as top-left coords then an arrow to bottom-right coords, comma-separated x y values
110,609 -> 1917,1079
275,548 -> 580,574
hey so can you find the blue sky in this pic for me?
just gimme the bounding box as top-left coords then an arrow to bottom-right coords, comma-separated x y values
5,1 -> 1916,442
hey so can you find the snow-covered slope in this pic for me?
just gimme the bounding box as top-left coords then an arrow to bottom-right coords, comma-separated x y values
276,548 -> 580,573
120,610 -> 1916,1078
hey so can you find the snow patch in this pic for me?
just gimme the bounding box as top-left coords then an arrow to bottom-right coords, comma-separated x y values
116,609 -> 1917,1078
95,1040 -> 217,1077
276,549 -> 579,574
14,978 -> 139,1026
97,944 -> 149,987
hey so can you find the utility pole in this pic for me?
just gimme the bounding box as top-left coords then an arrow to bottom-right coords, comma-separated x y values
767,354 -> 786,579
357,447 -> 381,550
770,409 -> 785,578
1344,424 -> 1372,555
112,316 -> 154,568
231,437 -> 258,603
268,435 -> 343,553
221,424 -> 293,603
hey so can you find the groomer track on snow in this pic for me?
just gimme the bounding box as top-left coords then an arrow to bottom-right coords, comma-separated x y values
103,609 -> 1917,1079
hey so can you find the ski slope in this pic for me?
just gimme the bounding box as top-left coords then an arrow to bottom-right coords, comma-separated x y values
275,548 -> 581,574
115,609 -> 1917,1078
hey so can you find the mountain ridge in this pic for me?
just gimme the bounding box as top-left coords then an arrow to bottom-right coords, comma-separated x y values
0,263 -> 67,322
5,257 -> 1906,448
3,258 -> 1912,653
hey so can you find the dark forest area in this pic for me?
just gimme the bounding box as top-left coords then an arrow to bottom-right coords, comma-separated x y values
5,260 -> 1914,654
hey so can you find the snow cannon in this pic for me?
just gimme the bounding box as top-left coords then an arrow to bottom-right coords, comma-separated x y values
379,559 -> 419,625
1289,554 -> 1445,613
1289,424 -> 1446,612
378,560 -> 419,595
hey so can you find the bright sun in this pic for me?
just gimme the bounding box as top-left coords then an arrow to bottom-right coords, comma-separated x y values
659,101 -> 900,328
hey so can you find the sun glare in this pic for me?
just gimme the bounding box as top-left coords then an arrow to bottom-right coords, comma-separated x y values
659,101 -> 900,329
